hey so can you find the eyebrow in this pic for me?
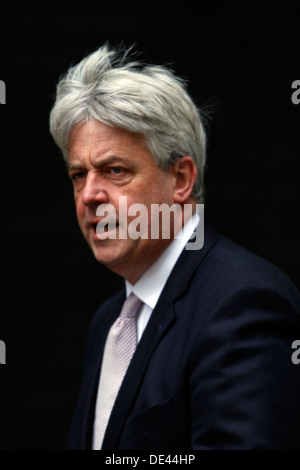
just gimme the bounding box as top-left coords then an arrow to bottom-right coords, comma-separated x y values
67,155 -> 128,172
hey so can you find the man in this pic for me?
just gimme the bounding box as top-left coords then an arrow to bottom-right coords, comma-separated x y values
49,43 -> 300,450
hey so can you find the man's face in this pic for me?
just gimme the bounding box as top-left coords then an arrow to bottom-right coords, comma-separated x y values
67,119 -> 176,283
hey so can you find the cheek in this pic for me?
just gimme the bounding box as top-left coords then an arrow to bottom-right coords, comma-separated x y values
75,199 -> 85,225
130,176 -> 165,203
149,175 -> 174,203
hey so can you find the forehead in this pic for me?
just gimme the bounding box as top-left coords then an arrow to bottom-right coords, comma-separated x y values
68,119 -> 148,159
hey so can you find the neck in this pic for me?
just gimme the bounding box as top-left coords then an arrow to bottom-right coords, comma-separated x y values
106,198 -> 198,285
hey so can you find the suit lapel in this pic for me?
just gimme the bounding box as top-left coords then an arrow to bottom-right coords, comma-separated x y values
79,290 -> 126,449
164,220 -> 219,302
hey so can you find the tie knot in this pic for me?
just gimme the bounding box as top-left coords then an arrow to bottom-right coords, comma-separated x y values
120,292 -> 142,319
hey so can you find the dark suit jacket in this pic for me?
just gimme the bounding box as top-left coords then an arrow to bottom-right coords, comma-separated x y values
66,222 -> 300,450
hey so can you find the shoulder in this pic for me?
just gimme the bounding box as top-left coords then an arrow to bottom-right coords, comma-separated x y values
179,222 -> 300,322
188,233 -> 300,449
200,224 -> 298,297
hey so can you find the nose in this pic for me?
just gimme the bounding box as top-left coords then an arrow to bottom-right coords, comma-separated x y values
81,172 -> 109,207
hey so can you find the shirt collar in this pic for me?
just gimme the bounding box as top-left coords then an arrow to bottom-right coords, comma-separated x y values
126,212 -> 200,309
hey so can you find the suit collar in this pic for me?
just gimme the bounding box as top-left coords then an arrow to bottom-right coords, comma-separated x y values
163,220 -> 219,301
125,212 -> 201,309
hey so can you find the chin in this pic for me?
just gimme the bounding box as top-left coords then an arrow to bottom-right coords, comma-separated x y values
91,241 -> 134,268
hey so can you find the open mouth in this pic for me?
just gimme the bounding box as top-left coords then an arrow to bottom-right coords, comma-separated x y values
92,221 -> 120,239
94,222 -> 118,232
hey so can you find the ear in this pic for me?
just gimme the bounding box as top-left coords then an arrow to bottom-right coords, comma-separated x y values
171,156 -> 197,204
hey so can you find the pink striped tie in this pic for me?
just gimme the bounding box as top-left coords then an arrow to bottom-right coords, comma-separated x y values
92,292 -> 143,449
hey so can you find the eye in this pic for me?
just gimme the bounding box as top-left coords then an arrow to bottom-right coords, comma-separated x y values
109,166 -> 125,175
71,171 -> 86,181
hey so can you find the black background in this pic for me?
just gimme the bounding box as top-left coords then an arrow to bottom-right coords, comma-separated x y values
0,2 -> 299,450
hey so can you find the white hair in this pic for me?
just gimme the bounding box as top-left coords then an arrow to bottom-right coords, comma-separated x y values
49,43 -> 208,201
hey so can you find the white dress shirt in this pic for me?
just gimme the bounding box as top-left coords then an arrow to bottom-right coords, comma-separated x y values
126,212 -> 200,341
